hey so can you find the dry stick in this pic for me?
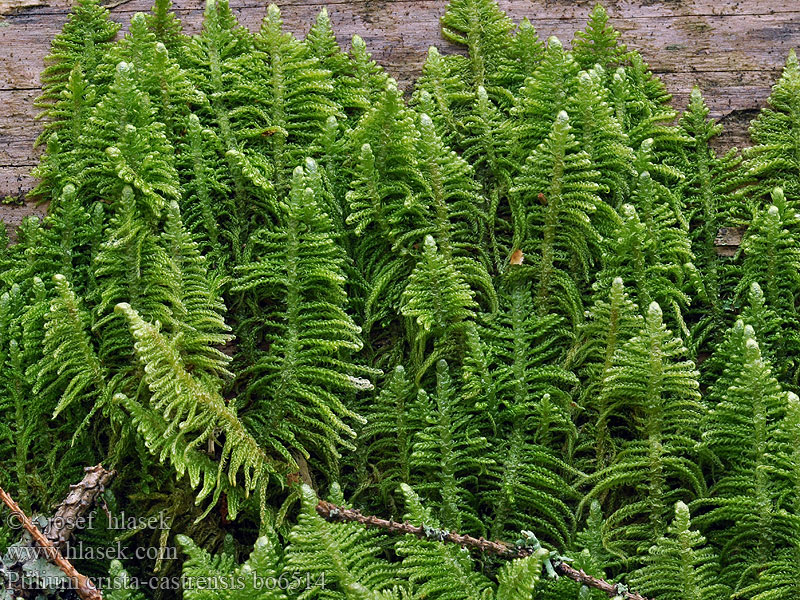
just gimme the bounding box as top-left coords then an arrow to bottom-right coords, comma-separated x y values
0,470 -> 111,600
316,500 -> 652,600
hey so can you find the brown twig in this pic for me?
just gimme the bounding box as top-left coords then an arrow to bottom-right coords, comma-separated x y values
0,464 -> 115,600
316,500 -> 652,600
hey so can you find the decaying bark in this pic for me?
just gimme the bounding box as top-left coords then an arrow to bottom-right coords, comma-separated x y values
43,464 -> 116,552
714,226 -> 747,257
0,464 -> 115,600
316,499 -> 652,600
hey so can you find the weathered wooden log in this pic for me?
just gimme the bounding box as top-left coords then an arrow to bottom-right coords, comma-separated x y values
2,0 -> 792,237
715,225 -> 747,256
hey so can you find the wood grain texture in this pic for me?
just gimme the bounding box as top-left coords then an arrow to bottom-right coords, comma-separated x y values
1,0 -> 797,236
715,226 -> 747,256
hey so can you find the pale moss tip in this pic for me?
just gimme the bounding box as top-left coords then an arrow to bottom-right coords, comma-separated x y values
547,36 -> 562,49
53,274 -> 66,283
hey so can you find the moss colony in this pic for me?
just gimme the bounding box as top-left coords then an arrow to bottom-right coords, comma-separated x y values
3,0 -> 800,599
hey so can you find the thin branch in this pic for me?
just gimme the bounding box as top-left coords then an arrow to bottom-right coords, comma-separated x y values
0,465 -> 115,600
316,500 -> 652,600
